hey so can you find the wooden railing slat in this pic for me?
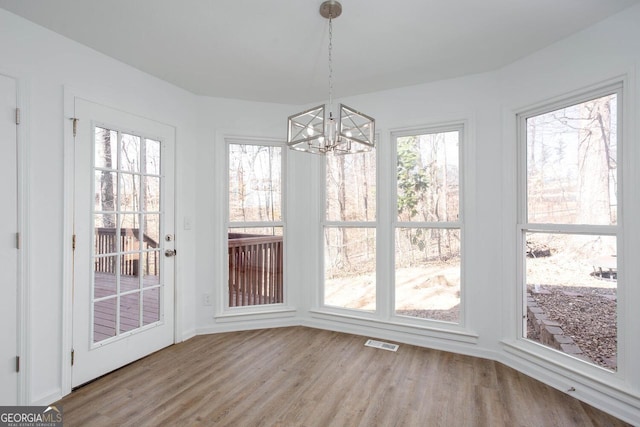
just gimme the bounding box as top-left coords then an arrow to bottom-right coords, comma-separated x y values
228,233 -> 283,307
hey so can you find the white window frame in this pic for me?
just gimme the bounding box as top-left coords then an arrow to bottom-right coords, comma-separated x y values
390,123 -> 466,327
224,136 -> 287,312
320,149 -> 378,317
516,82 -> 624,371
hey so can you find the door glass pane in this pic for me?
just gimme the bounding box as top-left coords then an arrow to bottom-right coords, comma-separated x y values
145,138 -> 161,175
228,144 -> 282,222
324,227 -> 376,311
94,214 -> 118,253
120,133 -> 141,173
120,173 -> 140,211
94,298 -> 116,343
395,228 -> 460,323
228,227 -> 284,307
397,131 -> 460,222
527,94 -> 617,225
94,255 -> 117,298
94,171 -> 117,212
326,151 -> 376,221
143,288 -> 160,325
144,176 -> 160,212
143,213 -> 160,246
95,127 -> 117,170
524,232 -> 617,371
143,251 -> 160,287
92,126 -> 163,343
120,292 -> 140,333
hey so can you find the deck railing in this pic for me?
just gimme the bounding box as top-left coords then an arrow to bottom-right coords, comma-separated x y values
95,227 -> 159,276
228,233 -> 283,307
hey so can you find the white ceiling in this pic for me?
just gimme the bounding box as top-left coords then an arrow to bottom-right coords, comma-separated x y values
1,0 -> 639,105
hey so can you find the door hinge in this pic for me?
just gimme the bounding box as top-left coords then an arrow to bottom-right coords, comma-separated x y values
16,232 -> 20,250
16,356 -> 20,373
71,349 -> 75,366
72,234 -> 76,251
15,108 -> 20,125
71,117 -> 79,137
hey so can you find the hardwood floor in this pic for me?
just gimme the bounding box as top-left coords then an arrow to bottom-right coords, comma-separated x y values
56,327 -> 630,426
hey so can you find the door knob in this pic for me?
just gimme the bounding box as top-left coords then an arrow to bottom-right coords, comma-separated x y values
165,249 -> 177,257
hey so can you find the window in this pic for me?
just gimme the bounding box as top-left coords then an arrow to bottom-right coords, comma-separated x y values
519,87 -> 620,370
393,127 -> 462,323
323,151 -> 376,311
93,127 -> 162,342
227,140 -> 284,307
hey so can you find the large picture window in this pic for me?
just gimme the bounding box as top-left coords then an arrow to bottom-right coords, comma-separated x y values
519,87 -> 620,370
227,140 -> 284,307
393,127 -> 462,323
323,151 -> 376,311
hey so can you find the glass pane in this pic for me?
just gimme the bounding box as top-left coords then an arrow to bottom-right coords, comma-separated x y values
120,253 -> 140,291
142,214 -> 160,247
120,292 -> 141,333
94,214 -> 118,253
395,228 -> 460,323
143,251 -> 160,287
145,138 -> 161,175
143,287 -> 160,325
95,127 -> 117,170
228,227 -> 284,307
120,133 -> 141,173
228,144 -> 282,222
397,131 -> 459,222
120,173 -> 140,211
143,176 -> 160,212
120,213 -> 141,244
324,227 -> 376,311
94,298 -> 116,343
94,171 -> 117,212
94,256 -> 117,298
527,94 -> 617,225
326,151 -> 376,221
525,232 -> 617,371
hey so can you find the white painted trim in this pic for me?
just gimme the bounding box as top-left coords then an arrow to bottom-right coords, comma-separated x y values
61,87 -> 180,396
302,316 -> 486,357
499,342 -> 640,426
61,87 -> 76,397
214,307 -> 297,323
308,309 -> 479,342
222,134 -> 290,314
195,318 -> 299,335
2,70 -> 31,405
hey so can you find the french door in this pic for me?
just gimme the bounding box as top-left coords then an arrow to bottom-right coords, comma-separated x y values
0,74 -> 18,404
72,98 -> 175,387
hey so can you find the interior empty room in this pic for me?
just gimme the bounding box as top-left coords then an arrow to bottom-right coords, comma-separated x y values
1,1 -> 640,425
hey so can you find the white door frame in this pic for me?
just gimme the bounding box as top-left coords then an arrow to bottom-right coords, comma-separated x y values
0,70 -> 29,405
61,86 -> 180,396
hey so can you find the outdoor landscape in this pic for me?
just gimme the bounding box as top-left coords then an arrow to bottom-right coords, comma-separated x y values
227,92 -> 618,370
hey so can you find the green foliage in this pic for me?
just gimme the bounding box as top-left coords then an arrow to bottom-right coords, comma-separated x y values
397,137 -> 429,219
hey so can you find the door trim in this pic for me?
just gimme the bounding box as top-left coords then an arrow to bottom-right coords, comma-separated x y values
0,70 -> 29,405
61,86 -> 179,396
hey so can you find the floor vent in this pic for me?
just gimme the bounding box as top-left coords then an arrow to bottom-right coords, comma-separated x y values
364,339 -> 399,352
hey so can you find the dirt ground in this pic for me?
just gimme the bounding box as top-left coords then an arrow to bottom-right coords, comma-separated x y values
324,262 -> 460,322
324,254 -> 617,369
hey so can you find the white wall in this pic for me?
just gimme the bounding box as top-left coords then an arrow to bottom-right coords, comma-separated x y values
2,1 -> 640,423
0,8 -> 200,404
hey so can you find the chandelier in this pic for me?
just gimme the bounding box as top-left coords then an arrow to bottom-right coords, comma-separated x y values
287,0 -> 375,155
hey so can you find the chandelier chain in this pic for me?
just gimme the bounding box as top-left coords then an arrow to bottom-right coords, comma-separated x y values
328,15 -> 333,114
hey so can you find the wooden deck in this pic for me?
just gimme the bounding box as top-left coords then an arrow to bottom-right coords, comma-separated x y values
93,273 -> 160,343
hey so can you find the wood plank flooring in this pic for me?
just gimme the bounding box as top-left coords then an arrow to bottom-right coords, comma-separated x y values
55,327 -> 630,426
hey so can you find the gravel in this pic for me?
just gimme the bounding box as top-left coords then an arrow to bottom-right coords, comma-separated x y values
528,284 -> 617,370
